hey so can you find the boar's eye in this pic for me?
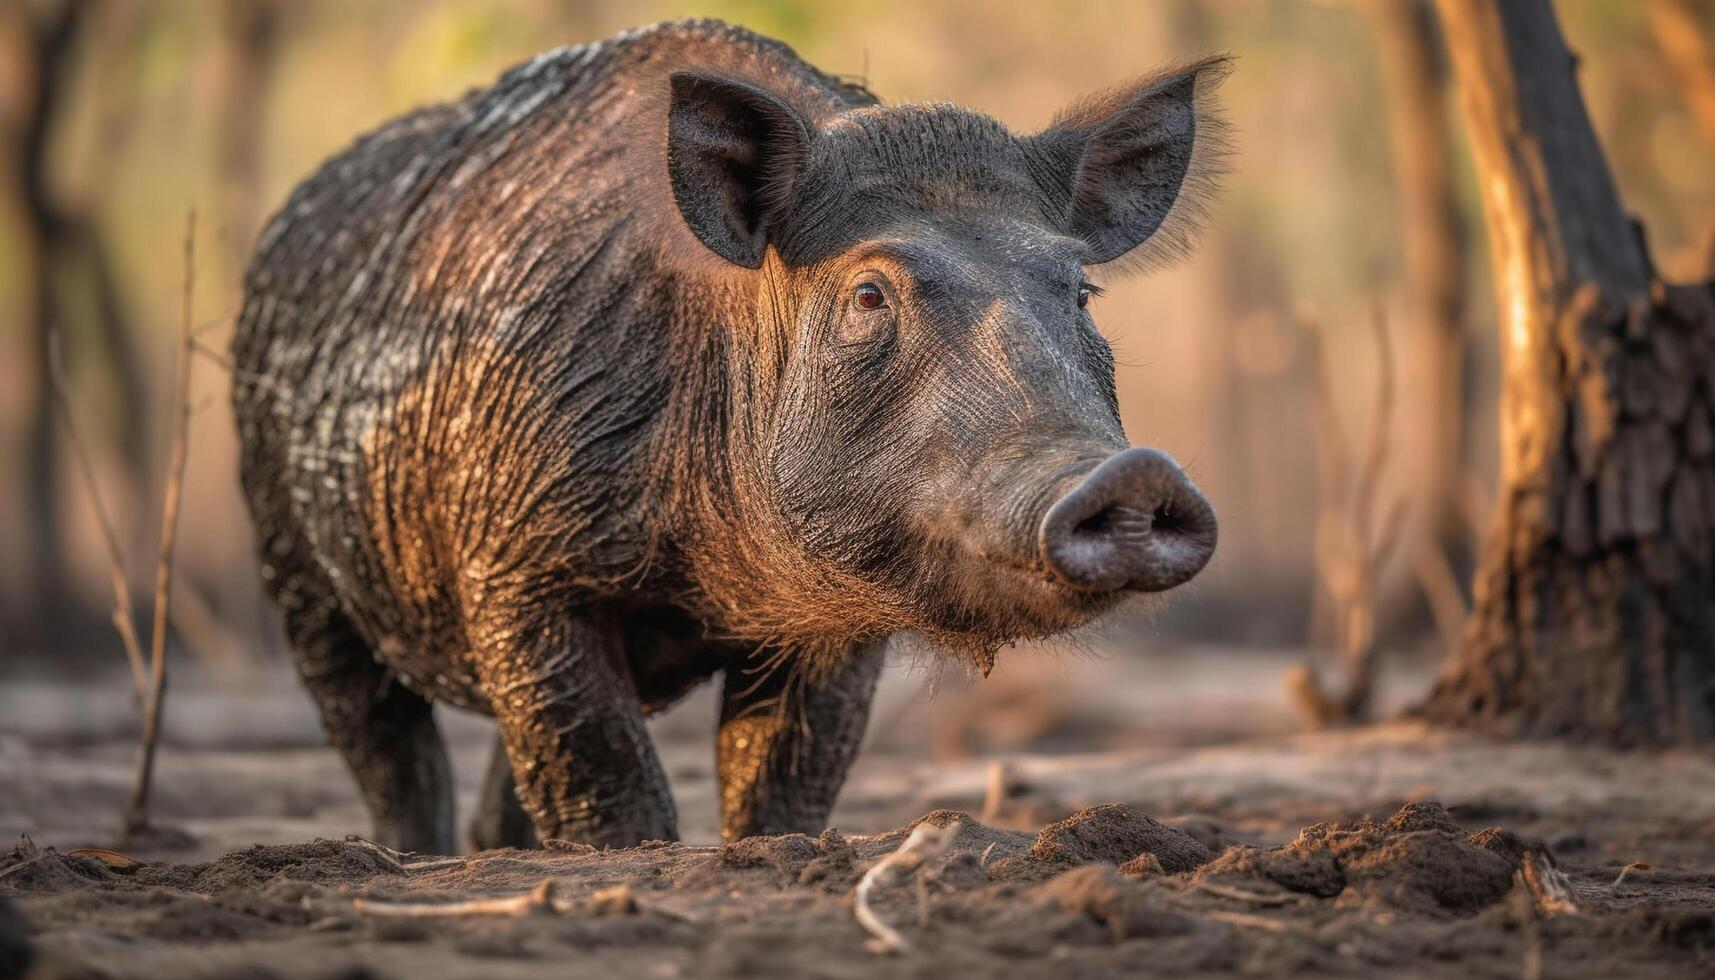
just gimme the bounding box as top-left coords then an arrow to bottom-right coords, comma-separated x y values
1077,282 -> 1102,309
853,282 -> 887,310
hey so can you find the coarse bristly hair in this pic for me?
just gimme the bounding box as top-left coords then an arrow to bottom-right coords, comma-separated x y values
236,15 -> 1227,717
652,56 -> 1233,682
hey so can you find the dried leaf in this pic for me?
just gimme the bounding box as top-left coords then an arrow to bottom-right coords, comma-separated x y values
66,847 -> 141,871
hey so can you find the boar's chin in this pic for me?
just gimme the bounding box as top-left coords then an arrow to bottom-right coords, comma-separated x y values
906,568 -> 1133,677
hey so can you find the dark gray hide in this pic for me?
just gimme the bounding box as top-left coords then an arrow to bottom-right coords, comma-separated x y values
233,19 -> 1224,852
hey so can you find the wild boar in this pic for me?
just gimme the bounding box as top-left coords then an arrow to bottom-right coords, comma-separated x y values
233,19 -> 1222,853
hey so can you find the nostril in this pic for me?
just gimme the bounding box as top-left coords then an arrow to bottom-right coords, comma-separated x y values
1075,504 -> 1152,539
1074,505 -> 1120,537
1151,503 -> 1182,535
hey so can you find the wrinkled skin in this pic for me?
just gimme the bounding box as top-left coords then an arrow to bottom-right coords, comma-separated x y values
234,19 -> 1224,853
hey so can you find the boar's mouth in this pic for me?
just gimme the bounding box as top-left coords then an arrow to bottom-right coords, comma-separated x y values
1035,447 -> 1217,593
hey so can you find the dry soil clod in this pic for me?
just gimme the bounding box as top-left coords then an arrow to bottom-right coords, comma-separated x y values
0,858 -> 47,886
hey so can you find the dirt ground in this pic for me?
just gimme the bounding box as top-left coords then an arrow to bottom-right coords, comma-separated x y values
3,648 -> 1713,979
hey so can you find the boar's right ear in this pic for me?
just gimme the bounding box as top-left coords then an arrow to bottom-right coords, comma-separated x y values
667,71 -> 811,268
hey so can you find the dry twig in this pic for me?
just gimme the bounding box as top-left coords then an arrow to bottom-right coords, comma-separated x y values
1508,884 -> 1544,980
344,834 -> 467,873
1290,306 -> 1410,727
46,332 -> 148,701
979,759 -> 1017,824
1516,851 -> 1580,916
122,211 -> 197,840
353,880 -> 557,919
1610,861 -> 1653,888
854,822 -> 959,955
1412,541 -> 1470,653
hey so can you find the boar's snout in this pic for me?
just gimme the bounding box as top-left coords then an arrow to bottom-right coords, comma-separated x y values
1038,448 -> 1216,593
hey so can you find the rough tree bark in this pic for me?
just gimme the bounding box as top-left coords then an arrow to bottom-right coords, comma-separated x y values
1425,0 -> 1715,743
1361,0 -> 1472,567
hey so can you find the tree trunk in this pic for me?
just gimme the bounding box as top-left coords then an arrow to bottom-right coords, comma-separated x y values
1361,0 -> 1472,568
6,0 -> 151,647
1425,0 -> 1715,744
13,0 -> 86,634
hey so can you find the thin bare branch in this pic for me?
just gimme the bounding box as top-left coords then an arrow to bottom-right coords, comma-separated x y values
1412,542 -> 1469,652
979,759 -> 1017,825
190,317 -> 228,339
1352,305 -> 1397,548
167,581 -> 250,667
1368,496 -> 1413,583
1301,313 -> 1352,498
124,210 -> 196,839
1610,861 -> 1653,888
46,332 -> 148,701
1296,305 -> 1408,726
1517,851 -> 1580,916
191,338 -> 286,394
344,834 -> 468,873
353,880 -> 556,919
1457,469 -> 1492,538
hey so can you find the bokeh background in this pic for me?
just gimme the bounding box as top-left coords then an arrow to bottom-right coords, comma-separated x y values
3,1 -> 1714,777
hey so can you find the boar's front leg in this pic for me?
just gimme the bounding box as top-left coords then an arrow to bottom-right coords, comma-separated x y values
717,642 -> 885,841
473,604 -> 676,847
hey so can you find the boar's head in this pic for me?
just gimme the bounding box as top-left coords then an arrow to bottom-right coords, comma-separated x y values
662,58 -> 1226,671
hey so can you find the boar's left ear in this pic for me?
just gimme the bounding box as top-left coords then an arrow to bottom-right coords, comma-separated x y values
667,71 -> 812,268
1027,57 -> 1230,267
